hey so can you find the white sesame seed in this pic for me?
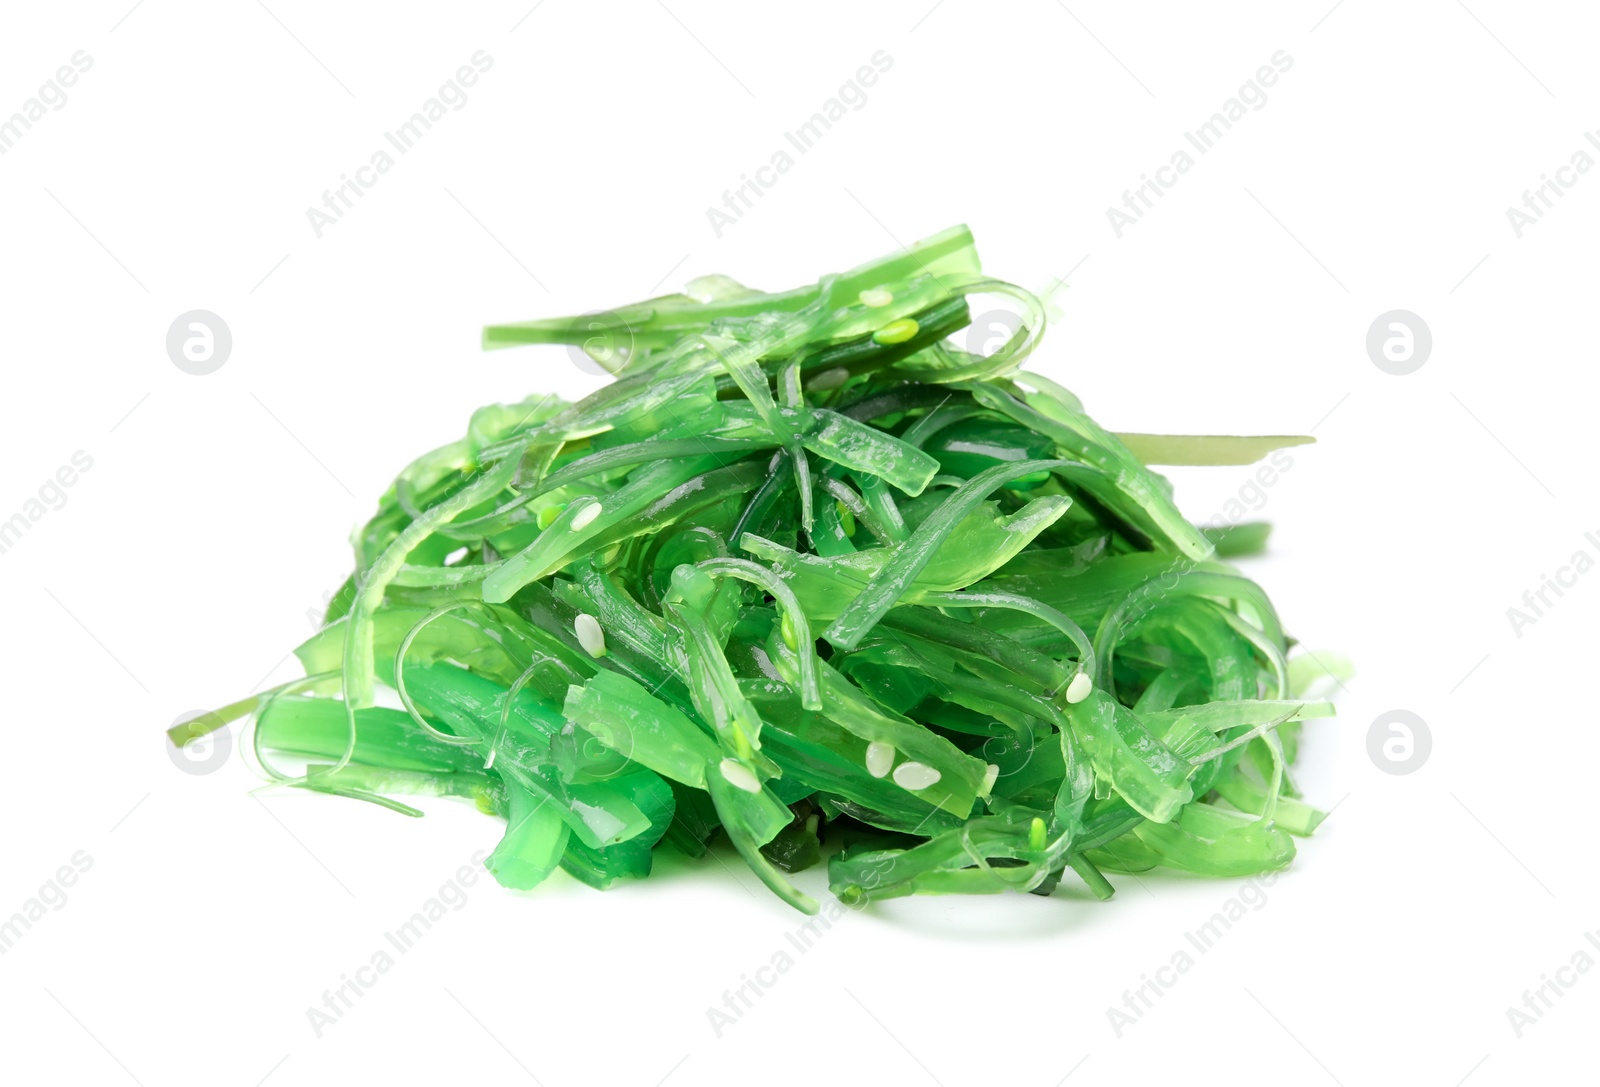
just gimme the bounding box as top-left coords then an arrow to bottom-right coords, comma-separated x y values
859,287 -> 894,308
1065,672 -> 1093,704
865,741 -> 895,778
808,366 -> 850,391
982,762 -> 999,795
892,761 -> 941,791
574,613 -> 606,658
570,500 -> 601,531
719,758 -> 761,794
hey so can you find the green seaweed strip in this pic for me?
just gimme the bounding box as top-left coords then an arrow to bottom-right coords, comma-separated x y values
822,458 -> 1076,650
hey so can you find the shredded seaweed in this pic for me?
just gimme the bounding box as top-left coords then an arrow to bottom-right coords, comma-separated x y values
172,225 -> 1336,914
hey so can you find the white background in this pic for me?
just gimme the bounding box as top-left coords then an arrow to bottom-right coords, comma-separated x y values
0,1 -> 1593,1083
